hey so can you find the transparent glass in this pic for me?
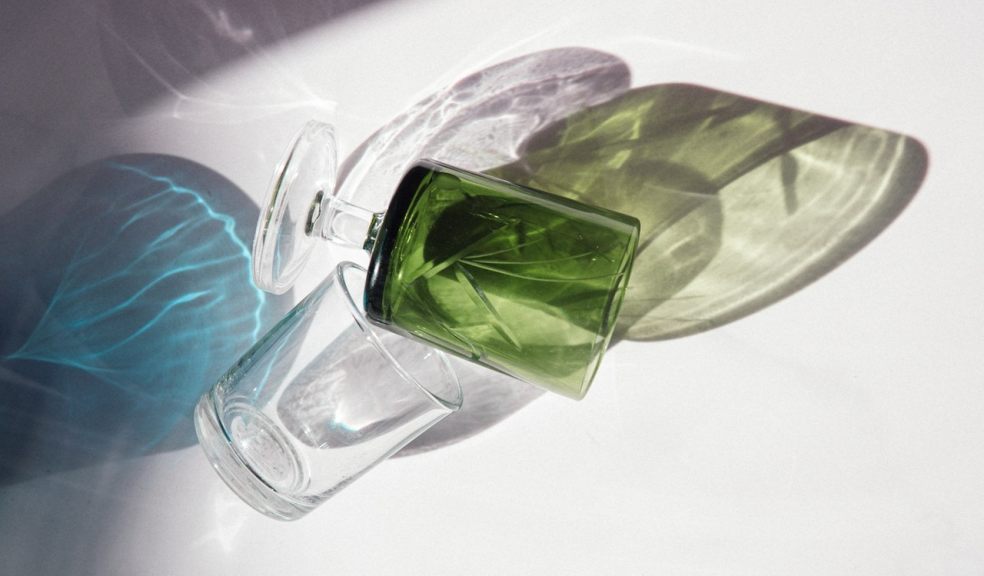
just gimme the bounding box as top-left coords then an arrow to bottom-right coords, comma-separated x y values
194,261 -> 462,520
254,121 -> 640,399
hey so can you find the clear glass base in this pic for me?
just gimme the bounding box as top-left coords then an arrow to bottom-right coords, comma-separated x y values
193,393 -> 315,521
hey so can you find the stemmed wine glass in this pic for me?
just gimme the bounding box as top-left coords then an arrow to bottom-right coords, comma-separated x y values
253,121 -> 639,399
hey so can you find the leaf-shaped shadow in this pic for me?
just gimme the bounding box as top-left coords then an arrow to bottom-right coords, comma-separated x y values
490,84 -> 928,340
0,155 -> 289,484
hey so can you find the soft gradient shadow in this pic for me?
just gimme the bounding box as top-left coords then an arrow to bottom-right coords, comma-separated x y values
0,155 -> 290,485
95,0 -> 391,112
330,49 -> 927,454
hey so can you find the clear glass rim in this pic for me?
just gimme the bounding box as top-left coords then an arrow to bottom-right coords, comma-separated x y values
336,261 -> 463,412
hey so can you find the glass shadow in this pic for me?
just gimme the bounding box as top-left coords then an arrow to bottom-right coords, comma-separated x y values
490,83 -> 928,341
0,155 -> 290,485
333,48 -> 927,453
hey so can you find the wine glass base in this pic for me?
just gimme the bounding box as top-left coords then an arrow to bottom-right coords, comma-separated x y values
252,121 -> 338,294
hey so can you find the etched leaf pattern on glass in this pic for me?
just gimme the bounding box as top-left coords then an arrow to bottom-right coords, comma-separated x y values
369,164 -> 639,399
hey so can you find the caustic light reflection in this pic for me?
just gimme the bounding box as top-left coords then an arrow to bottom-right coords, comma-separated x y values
11,163 -> 264,364
0,156 -> 284,483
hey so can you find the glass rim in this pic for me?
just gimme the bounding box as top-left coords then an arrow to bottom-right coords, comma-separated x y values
335,261 -> 463,412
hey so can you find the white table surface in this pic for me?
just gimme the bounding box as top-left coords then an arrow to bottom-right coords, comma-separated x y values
1,1 -> 982,574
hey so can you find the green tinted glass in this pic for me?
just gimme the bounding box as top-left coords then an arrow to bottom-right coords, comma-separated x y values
366,160 -> 639,399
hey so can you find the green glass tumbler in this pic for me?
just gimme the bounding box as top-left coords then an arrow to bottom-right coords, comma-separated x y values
254,122 -> 639,399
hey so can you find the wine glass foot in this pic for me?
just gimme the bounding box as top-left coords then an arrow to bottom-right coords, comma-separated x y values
252,121 -> 338,294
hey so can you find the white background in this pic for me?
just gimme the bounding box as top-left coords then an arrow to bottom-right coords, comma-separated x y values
1,0 -> 982,574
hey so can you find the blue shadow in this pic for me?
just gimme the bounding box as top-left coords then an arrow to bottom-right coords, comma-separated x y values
0,155 -> 290,484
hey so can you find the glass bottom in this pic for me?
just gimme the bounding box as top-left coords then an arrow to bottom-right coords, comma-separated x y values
193,393 -> 315,521
366,160 -> 640,399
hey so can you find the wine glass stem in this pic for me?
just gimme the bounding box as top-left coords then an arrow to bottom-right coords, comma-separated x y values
311,189 -> 383,253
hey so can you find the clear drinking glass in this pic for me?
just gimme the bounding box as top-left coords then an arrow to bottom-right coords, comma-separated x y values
194,261 -> 462,520
254,122 -> 640,399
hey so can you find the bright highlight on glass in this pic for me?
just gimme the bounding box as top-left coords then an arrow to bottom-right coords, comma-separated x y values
195,262 -> 461,520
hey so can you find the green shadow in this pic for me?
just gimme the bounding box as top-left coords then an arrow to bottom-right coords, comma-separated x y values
488,84 -> 928,341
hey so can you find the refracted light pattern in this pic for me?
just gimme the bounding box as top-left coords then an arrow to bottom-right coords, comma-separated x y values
7,160 -> 269,451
